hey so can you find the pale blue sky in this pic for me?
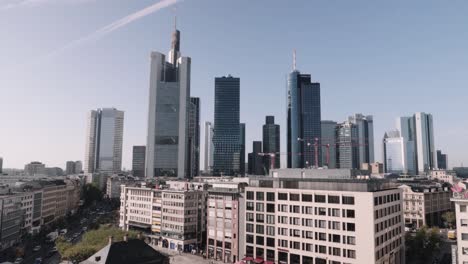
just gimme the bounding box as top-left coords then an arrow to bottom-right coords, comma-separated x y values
1,0 -> 468,169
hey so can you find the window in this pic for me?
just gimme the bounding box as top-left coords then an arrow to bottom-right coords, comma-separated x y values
330,208 -> 340,217
247,191 -> 254,200
290,229 -> 300,237
246,246 -> 254,256
316,232 -> 326,241
315,194 -> 326,203
278,239 -> 288,247
291,241 -> 300,249
302,194 -> 313,202
290,205 -> 300,213
328,195 -> 340,204
278,228 -> 288,236
290,193 -> 300,201
303,243 -> 313,251
246,213 -> 254,222
331,247 -> 341,256
278,193 -> 288,200
331,234 -> 340,243
346,223 -> 356,232
346,209 -> 355,218
278,216 -> 288,224
266,204 -> 275,213
347,250 -> 356,259
304,206 -> 313,215
246,223 -> 254,233
246,202 -> 254,211
329,221 -> 340,230
267,214 -> 275,224
304,231 -> 313,239
303,218 -> 313,227
266,192 -> 275,201
246,234 -> 254,243
256,225 -> 264,234
267,237 -> 275,247
316,220 -> 326,228
266,226 -> 275,236
316,245 -> 326,254
256,192 -> 264,201
347,236 -> 356,245
256,203 -> 264,212
462,233 -> 468,241
317,207 -> 327,216
462,219 -> 468,227
256,236 -> 264,246
343,196 -> 355,205
256,214 -> 265,223
290,217 -> 300,225
279,204 -> 288,212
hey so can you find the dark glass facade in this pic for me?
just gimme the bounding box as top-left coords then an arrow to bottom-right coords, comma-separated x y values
437,150 -> 447,170
240,123 -> 246,176
262,116 -> 280,172
287,71 -> 321,168
248,141 -> 264,175
187,97 -> 200,178
336,122 -> 359,169
213,76 -> 241,176
132,146 -> 146,177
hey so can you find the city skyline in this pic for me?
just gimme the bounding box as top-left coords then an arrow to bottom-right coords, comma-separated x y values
2,0 -> 468,169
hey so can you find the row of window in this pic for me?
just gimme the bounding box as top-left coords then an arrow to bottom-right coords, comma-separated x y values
374,193 -> 400,206
246,191 -> 355,205
244,247 -> 347,264
375,215 -> 402,233
375,237 -> 402,261
375,204 -> 401,219
376,227 -> 402,247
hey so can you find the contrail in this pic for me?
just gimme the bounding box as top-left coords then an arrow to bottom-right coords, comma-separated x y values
43,0 -> 179,60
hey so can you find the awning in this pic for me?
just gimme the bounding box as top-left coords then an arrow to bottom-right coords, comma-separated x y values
253,257 -> 264,263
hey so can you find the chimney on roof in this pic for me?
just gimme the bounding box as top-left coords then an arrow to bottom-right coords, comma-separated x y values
108,236 -> 114,245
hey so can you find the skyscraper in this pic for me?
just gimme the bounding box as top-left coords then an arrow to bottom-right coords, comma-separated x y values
383,130 -> 406,173
66,161 -> 76,175
187,97 -> 200,178
320,120 -> 337,168
262,116 -> 280,172
212,76 -> 241,176
336,121 -> 358,169
75,161 -> 83,174
204,122 -> 214,174
414,112 -> 437,173
240,123 -> 246,176
248,141 -> 264,175
397,117 -> 417,174
84,108 -> 124,174
145,23 -> 191,178
287,61 -> 321,168
437,150 -> 448,170
348,113 -> 374,166
132,146 -> 146,177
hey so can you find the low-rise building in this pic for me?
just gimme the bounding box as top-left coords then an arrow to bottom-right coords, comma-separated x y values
0,194 -> 24,250
430,170 -> 457,185
399,184 -> 451,229
241,177 -> 405,264
106,176 -> 140,199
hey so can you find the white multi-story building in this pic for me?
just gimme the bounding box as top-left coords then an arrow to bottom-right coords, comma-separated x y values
451,190 -> 468,264
430,170 -> 457,185
84,108 -> 124,174
399,184 -> 451,229
242,177 -> 405,264
120,181 -> 206,252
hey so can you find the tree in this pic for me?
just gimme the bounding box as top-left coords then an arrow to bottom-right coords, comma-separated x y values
82,183 -> 103,207
442,211 -> 456,229
405,227 -> 441,264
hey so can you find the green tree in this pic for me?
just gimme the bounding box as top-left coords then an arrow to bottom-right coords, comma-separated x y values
405,226 -> 441,264
442,211 -> 456,229
82,183 -> 103,207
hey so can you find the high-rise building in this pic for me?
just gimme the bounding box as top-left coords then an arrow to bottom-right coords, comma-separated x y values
396,117 -> 417,175
145,23 -> 191,178
204,122 -> 214,174
240,123 -> 246,176
0,157 -> 3,174
65,161 -> 76,175
75,161 -> 83,174
320,120 -> 337,168
348,114 -> 374,166
336,121 -> 359,169
287,64 -> 321,169
84,108 -> 124,174
212,76 -> 241,176
262,116 -> 280,172
383,131 -> 406,173
248,141 -> 264,175
132,146 -> 146,177
187,97 -> 200,178
414,112 -> 436,173
437,150 -> 448,170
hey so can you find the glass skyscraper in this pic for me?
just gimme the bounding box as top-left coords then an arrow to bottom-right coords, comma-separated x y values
336,121 -> 358,169
383,131 -> 406,173
348,113 -> 374,165
213,76 -> 241,176
240,123 -> 246,176
287,70 -> 321,168
188,97 -> 200,178
262,116 -> 280,172
320,120 -> 337,168
132,145 -> 146,177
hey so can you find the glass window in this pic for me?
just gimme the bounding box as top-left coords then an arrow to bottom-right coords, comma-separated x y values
266,192 -> 275,201
328,195 -> 340,204
278,193 -> 288,200
462,219 -> 468,227
266,226 -> 275,236
462,233 -> 468,241
256,224 -> 264,234
246,223 -> 254,232
302,194 -> 313,202
256,214 -> 264,223
256,192 -> 264,201
346,209 -> 355,218
246,213 -> 254,222
290,193 -> 300,201
343,196 -> 355,205
315,194 -> 326,203
246,234 -> 254,243
256,236 -> 264,246
246,202 -> 254,211
246,191 -> 254,200
266,214 -> 275,224
267,203 -> 275,213
256,203 -> 264,212
461,205 -> 467,212
267,237 -> 275,247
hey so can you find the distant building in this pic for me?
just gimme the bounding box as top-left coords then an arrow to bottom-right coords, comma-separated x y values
362,162 -> 384,175
262,116 -> 280,173
213,76 -> 241,176
320,120 -> 337,168
383,130 -> 406,174
287,66 -> 321,169
66,161 -> 83,175
75,161 -> 83,174
44,167 -> 64,176
204,122 -> 214,174
348,113 -> 375,165
132,146 -> 146,178
240,123 -> 246,176
414,112 -> 437,173
106,175 -> 138,199
336,121 -> 359,169
0,157 -> 3,174
430,170 -> 456,185
85,108 -> 124,174
24,161 -> 46,176
188,97 -> 200,178
437,150 -> 448,170
248,141 -> 264,175
399,184 -> 451,229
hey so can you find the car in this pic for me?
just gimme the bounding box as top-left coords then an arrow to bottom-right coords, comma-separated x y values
33,245 -> 41,252
14,258 -> 23,264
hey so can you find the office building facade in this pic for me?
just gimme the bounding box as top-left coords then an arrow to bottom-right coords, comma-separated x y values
84,108 -> 124,174
145,25 -> 191,178
212,76 -> 241,176
188,97 -> 200,178
287,69 -> 321,169
132,146 -> 146,177
24,161 -> 46,176
383,131 -> 406,174
240,123 -> 246,176
262,116 -> 280,172
414,112 -> 436,173
348,114 -> 374,166
320,120 -> 337,169
248,141 -> 264,175
436,150 -> 448,170
336,122 -> 359,169
204,122 -> 214,174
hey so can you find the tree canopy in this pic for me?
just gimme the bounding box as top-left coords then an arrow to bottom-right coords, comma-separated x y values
405,226 -> 441,264
82,183 -> 103,207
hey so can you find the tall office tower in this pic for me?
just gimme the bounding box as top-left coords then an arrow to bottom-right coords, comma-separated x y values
336,121 -> 359,169
75,161 -> 83,174
204,122 -> 214,173
212,76 -> 241,176
0,157 -> 3,174
414,112 -> 437,173
437,150 -> 448,170
145,23 -> 191,178
65,161 -> 76,175
287,61 -> 321,168
262,116 -> 280,173
240,123 -> 246,176
132,146 -> 146,177
397,117 -> 417,174
248,141 -> 264,175
348,114 -> 375,166
383,131 -> 406,173
187,97 -> 200,178
84,108 -> 124,174
320,120 -> 337,168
